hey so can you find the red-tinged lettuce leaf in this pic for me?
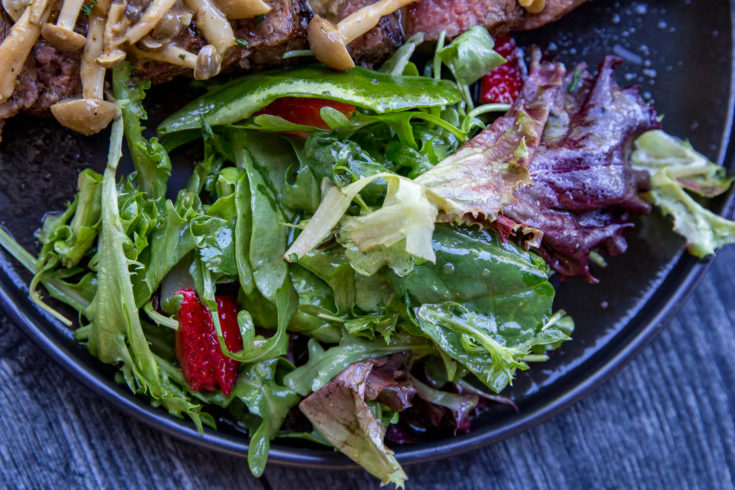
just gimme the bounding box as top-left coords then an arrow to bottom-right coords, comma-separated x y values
284,53 -> 566,273
299,355 -> 414,488
500,57 -> 661,282
416,51 -> 566,224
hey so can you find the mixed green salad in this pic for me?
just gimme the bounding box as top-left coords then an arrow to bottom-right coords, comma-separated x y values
1,26 -> 734,487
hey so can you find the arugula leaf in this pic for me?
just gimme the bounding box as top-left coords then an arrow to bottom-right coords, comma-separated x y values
390,226 -> 571,392
632,130 -> 735,257
380,33 -> 425,76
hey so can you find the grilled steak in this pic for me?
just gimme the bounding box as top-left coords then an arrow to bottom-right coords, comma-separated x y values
0,0 -> 588,137
405,0 -> 523,40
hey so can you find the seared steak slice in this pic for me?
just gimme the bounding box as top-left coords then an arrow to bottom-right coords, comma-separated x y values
315,0 -> 404,67
0,0 -> 589,136
405,0 -> 524,40
136,0 -> 311,83
0,11 -> 81,139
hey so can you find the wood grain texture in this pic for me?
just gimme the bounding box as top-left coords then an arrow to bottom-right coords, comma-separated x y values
1,247 -> 734,489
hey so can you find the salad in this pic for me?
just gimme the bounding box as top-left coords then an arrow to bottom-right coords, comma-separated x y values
1,25 -> 735,487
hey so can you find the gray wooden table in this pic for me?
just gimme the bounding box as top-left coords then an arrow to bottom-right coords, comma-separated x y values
1,246 -> 734,489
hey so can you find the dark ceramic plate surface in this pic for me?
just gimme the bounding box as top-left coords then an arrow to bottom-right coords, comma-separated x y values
1,0 -> 733,470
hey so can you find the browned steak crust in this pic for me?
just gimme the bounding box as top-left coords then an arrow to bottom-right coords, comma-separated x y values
0,0 -> 589,133
405,0 -> 524,40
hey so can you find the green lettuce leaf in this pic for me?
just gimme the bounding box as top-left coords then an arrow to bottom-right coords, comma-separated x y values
437,25 -> 505,87
112,64 -> 171,199
232,359 -> 300,477
74,118 -> 207,429
632,130 -> 735,257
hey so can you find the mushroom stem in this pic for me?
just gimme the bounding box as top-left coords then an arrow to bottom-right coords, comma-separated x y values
307,0 -> 416,71
129,43 -> 221,79
0,0 -> 50,103
182,0 -> 234,54
50,6 -> 118,135
41,0 -> 87,50
338,0 -> 416,42
81,4 -> 106,99
124,0 -> 178,45
213,0 -> 268,20
97,0 -> 127,67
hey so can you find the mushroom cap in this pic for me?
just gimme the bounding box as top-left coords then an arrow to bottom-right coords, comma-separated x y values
41,23 -> 86,50
307,15 -> 355,71
96,49 -> 127,68
51,98 -> 118,135
194,44 -> 222,80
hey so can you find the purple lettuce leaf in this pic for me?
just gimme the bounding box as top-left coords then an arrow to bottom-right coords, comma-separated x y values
500,56 -> 661,282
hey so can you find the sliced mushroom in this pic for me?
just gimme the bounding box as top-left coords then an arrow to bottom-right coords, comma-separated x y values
213,0 -> 268,20
130,43 -> 222,80
307,0 -> 416,71
41,0 -> 87,50
123,0 -> 177,45
518,0 -> 545,14
97,0 -> 128,67
51,7 -> 117,134
0,0 -> 51,103
182,0 -> 234,54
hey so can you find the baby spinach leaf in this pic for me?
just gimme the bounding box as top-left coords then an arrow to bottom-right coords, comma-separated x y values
158,66 -> 462,139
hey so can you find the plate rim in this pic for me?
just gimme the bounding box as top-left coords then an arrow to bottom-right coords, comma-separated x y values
1,2 -> 735,470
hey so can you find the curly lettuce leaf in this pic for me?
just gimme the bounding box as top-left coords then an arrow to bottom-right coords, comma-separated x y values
632,130 -> 735,257
112,64 -> 171,200
74,118 -> 207,430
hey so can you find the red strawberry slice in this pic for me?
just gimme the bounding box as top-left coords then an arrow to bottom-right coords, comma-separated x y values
175,289 -> 243,396
479,36 -> 524,105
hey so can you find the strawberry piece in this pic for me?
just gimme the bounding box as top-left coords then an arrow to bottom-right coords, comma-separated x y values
175,289 -> 243,396
255,97 -> 356,129
479,36 -> 524,105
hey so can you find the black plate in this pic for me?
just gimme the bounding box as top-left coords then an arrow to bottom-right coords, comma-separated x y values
1,0 -> 734,469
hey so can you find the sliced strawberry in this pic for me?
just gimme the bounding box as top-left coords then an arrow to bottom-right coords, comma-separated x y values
175,289 -> 243,396
479,36 -> 524,105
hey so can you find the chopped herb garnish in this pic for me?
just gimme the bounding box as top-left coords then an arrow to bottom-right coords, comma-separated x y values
255,14 -> 266,25
567,68 -> 583,93
235,39 -> 249,48
179,54 -> 186,60
81,0 -> 96,15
